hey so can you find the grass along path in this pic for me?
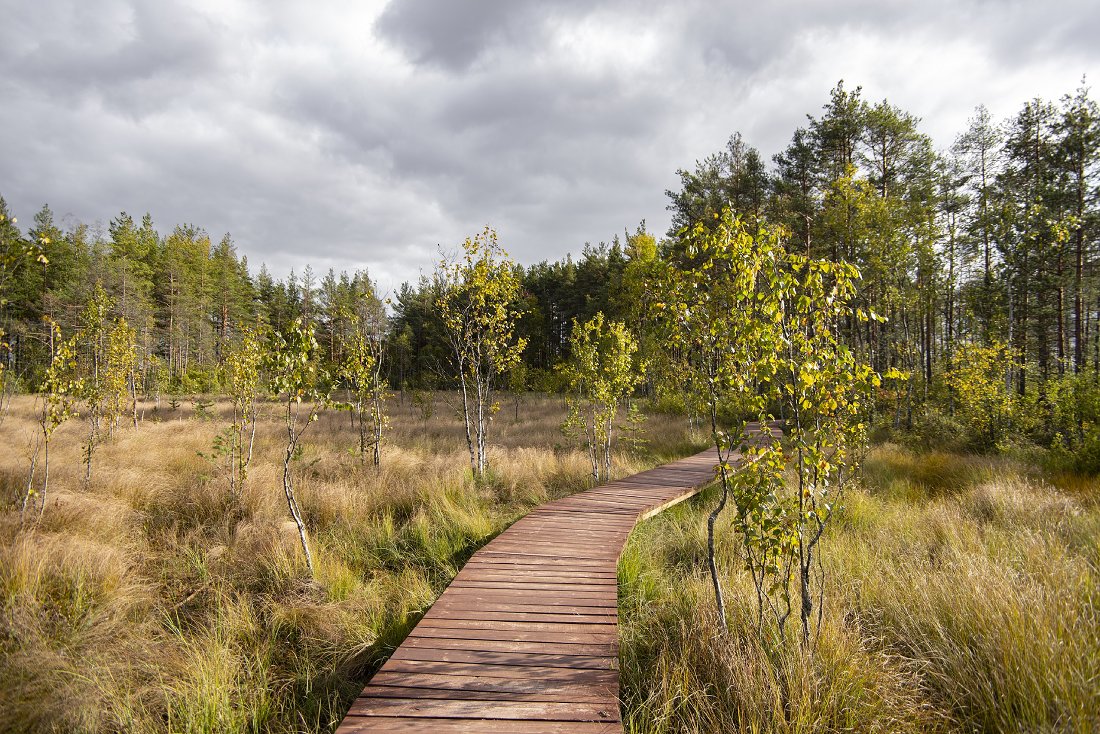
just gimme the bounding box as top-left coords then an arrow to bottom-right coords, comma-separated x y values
617,444 -> 1100,733
0,393 -> 701,733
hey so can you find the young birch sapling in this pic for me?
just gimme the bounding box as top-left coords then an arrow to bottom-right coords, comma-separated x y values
654,212 -> 781,631
105,316 -> 137,434
264,318 -> 329,576
562,313 -> 643,483
336,307 -> 388,466
759,253 -> 884,647
435,227 -> 526,476
222,325 -> 264,494
658,211 -> 882,647
21,319 -> 80,522
75,284 -> 135,484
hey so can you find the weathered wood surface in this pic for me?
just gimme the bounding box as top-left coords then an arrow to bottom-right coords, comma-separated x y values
336,424 -> 776,733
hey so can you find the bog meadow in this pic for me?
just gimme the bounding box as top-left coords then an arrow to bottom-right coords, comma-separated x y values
2,82 -> 1099,733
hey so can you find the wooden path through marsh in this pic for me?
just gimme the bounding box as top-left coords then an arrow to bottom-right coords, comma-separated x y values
336,425 -> 775,733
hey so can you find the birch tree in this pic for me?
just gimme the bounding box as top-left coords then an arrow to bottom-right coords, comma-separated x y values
222,325 -> 264,494
657,210 -> 879,647
562,313 -> 642,482
655,211 -> 784,630
21,319 -> 80,522
435,227 -> 526,476
76,284 -> 113,484
337,307 -> 387,466
264,318 -> 328,576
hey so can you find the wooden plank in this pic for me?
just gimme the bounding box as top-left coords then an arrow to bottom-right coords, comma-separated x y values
421,608 -> 617,625
411,627 -> 617,646
338,717 -> 622,733
399,635 -> 617,656
431,593 -> 618,610
377,660 -> 619,682
449,579 -> 619,591
408,627 -> 618,646
333,427 -> 778,733
345,698 -> 620,722
424,600 -> 618,618
359,686 -> 613,703
455,568 -> 618,581
386,647 -> 616,670
417,619 -> 617,635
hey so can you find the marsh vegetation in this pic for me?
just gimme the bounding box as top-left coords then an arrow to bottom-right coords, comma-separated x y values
0,393 -> 696,733
619,445 -> 1100,733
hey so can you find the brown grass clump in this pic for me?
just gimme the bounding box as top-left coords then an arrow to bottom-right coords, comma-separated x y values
619,444 -> 1100,733
0,392 -> 698,733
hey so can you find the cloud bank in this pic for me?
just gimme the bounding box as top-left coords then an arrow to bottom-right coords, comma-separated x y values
2,0 -> 1096,291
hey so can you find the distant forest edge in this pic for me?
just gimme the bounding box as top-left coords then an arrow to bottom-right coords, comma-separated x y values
2,80 -> 1099,464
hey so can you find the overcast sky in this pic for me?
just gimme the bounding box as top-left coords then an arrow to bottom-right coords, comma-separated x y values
2,0 -> 1098,293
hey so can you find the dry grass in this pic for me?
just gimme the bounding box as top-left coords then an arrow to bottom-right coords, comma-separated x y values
0,392 -> 699,734
619,443 -> 1100,733
10,394 -> 1091,734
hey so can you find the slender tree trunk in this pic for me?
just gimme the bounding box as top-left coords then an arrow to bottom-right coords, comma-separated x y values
947,225 -> 956,415
705,390 -> 730,631
1007,279 -> 1016,390
84,412 -> 99,485
1075,223 -> 1084,372
246,403 -> 257,471
603,407 -> 613,481
1095,294 -> 1100,377
589,405 -> 599,483
476,377 -> 487,475
1018,266 -> 1030,397
130,365 -> 139,429
40,435 -> 49,518
283,402 -> 314,575
708,465 -> 730,632
20,435 -> 40,521
372,384 -> 383,467
459,375 -> 476,474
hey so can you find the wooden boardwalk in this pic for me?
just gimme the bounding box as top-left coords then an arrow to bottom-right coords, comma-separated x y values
336,427 -> 773,733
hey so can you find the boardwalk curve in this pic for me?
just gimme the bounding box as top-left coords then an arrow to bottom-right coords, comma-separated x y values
336,425 -> 774,733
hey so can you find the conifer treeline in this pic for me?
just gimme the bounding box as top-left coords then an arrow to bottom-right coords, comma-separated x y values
2,80 -> 1098,453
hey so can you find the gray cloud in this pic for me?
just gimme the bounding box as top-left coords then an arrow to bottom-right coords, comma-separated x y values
1,0 -> 1097,293
374,0 -> 534,71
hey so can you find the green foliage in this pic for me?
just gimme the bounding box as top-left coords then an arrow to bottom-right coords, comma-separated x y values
751,250 -> 881,645
411,389 -> 434,421
144,354 -> 166,404
336,307 -> 388,465
21,319 -> 81,520
73,284 -> 137,483
506,361 -> 527,422
654,210 -> 786,630
656,209 -> 879,647
175,365 -> 221,395
264,318 -> 330,576
945,340 -> 1019,450
106,316 -> 137,429
222,325 -> 264,492
435,227 -> 526,475
561,313 -> 643,482
619,401 -> 649,454
1043,370 -> 1100,474
190,397 -> 214,420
